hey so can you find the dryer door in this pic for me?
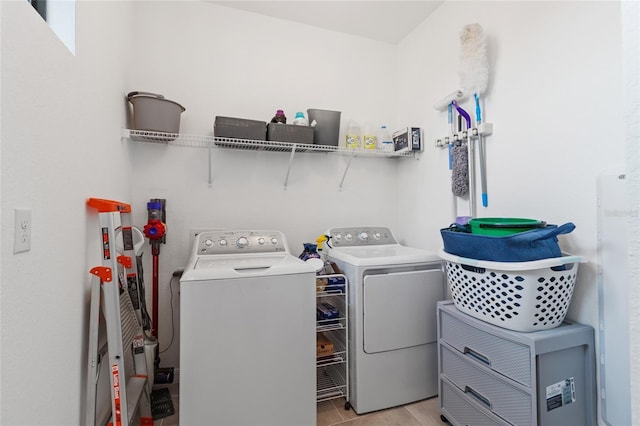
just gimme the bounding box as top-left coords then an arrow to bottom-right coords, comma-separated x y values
363,269 -> 444,353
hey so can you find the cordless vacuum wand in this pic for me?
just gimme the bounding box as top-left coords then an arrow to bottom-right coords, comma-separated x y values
143,199 -> 166,339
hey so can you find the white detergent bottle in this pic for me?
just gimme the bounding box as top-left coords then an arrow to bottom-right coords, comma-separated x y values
362,122 -> 378,150
345,121 -> 361,149
380,125 -> 394,152
292,112 -> 308,126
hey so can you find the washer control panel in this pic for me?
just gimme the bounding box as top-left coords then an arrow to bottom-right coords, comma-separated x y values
195,230 -> 287,255
328,227 -> 397,247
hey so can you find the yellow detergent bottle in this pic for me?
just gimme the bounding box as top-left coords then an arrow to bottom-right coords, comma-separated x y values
345,121 -> 361,149
363,122 -> 378,150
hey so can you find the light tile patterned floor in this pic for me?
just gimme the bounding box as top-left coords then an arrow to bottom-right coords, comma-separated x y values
153,383 -> 179,426
318,397 -> 444,426
154,384 -> 444,426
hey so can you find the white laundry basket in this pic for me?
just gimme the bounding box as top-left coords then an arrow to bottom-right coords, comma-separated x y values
439,249 -> 583,332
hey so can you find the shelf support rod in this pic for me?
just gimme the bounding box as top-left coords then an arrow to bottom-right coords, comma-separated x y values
208,147 -> 213,188
339,154 -> 356,191
283,145 -> 297,190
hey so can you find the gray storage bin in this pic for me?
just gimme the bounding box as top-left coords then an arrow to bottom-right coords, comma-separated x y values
267,123 -> 314,144
307,109 -> 341,146
441,379 -> 511,426
127,91 -> 185,141
439,307 -> 532,387
438,301 -> 597,426
214,116 -> 266,141
441,343 -> 532,425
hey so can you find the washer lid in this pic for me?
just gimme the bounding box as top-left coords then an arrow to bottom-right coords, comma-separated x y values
181,253 -> 316,281
326,244 -> 439,267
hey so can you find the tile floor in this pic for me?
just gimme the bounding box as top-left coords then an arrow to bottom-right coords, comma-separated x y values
153,383 -> 179,426
153,383 -> 445,426
317,397 -> 444,426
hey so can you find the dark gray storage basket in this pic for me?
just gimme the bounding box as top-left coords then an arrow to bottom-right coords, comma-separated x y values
307,109 -> 341,146
214,116 -> 267,141
267,123 -> 314,144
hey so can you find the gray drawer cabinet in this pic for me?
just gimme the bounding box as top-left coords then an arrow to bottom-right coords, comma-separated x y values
437,301 -> 596,426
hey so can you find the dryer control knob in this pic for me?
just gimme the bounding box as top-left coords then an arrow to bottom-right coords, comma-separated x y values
204,239 -> 214,247
345,233 -> 353,241
270,237 -> 278,245
334,234 -> 342,242
373,232 -> 381,240
359,232 -> 369,241
258,237 -> 265,245
236,237 -> 249,248
219,239 -> 228,247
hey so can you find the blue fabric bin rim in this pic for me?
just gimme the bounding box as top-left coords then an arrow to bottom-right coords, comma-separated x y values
440,222 -> 576,262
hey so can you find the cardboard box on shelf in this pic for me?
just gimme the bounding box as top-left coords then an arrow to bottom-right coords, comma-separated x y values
316,332 -> 334,357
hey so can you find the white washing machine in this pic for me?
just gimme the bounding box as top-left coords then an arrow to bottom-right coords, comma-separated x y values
179,230 -> 317,426
324,226 -> 445,414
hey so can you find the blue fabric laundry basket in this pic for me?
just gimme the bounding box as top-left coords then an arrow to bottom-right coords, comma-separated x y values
440,222 -> 575,262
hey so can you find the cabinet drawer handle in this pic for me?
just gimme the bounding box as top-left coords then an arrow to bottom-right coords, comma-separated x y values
463,346 -> 490,366
464,385 -> 492,409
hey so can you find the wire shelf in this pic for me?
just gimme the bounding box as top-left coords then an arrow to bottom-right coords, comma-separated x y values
317,364 -> 347,402
316,319 -> 347,333
123,129 -> 415,158
123,128 -> 415,189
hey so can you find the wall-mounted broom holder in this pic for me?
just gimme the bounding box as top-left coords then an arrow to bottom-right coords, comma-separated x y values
434,122 -> 493,148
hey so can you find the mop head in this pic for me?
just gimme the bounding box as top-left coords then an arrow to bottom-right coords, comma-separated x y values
452,145 -> 469,196
459,23 -> 489,96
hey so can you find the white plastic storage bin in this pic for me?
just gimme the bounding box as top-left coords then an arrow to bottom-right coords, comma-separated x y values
438,249 -> 583,332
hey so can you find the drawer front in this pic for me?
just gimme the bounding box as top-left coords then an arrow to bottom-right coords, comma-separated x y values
440,377 -> 512,426
439,307 -> 531,387
441,343 -> 533,426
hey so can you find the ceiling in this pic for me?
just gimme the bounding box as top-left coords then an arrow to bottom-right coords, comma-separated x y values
210,1 -> 444,44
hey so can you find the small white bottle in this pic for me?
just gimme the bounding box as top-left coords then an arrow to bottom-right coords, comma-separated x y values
380,125 -> 394,152
292,112 -> 308,126
345,121 -> 361,149
362,123 -> 378,150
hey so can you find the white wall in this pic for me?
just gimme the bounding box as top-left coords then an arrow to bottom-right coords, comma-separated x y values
623,0 -> 640,421
126,1 -> 401,368
397,0 -> 623,278
395,1 -> 625,424
1,1 -> 135,424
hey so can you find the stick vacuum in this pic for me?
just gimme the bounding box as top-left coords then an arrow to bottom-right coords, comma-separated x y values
143,199 -> 174,384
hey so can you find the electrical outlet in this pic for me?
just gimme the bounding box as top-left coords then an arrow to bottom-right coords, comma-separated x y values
14,208 -> 32,253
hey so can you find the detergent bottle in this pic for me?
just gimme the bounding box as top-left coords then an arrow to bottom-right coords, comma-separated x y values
362,122 -> 378,150
292,112 -> 308,126
271,109 -> 287,124
345,121 -> 361,149
380,125 -> 394,152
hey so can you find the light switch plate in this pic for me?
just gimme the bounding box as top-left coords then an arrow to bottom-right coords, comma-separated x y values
14,208 -> 32,254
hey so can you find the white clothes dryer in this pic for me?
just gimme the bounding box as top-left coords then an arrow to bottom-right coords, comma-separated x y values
324,227 -> 445,414
180,230 -> 317,426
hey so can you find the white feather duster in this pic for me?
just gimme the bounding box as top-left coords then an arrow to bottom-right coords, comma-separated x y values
459,23 -> 489,96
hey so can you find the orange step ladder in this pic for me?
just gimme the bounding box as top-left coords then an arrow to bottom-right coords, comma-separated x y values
85,198 -> 153,426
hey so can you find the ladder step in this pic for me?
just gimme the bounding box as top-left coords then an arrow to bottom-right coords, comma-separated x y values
125,376 -> 148,424
108,376 -> 147,426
